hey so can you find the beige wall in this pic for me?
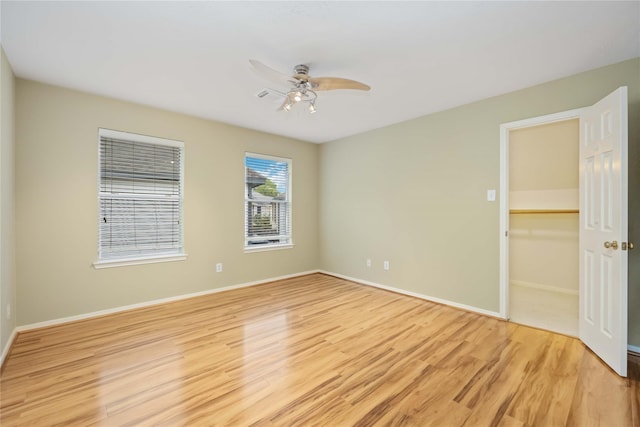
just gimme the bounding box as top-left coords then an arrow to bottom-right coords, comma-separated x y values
10,57 -> 640,348
15,79 -> 319,325
1,47 -> 16,352
319,58 -> 640,346
509,214 -> 578,292
510,120 -> 579,192
509,120 -> 579,293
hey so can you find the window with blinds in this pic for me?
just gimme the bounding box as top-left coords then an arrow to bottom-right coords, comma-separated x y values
245,153 -> 292,250
97,129 -> 184,264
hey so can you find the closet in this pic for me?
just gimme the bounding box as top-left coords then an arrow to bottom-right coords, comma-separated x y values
508,119 -> 579,336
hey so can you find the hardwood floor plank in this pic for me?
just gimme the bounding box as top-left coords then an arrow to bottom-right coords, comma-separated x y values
630,354 -> 640,426
509,334 -> 583,426
566,348 -> 634,427
1,273 -> 638,426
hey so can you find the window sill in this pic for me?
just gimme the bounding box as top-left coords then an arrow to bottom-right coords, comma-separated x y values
93,253 -> 188,269
244,244 -> 294,254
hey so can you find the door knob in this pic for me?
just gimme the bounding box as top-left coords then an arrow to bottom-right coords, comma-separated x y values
604,241 -> 618,250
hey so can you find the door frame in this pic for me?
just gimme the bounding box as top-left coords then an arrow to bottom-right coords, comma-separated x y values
498,108 -> 585,319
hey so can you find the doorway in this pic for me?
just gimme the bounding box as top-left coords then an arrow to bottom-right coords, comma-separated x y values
499,87 -> 629,377
498,108 -> 584,327
507,118 -> 579,336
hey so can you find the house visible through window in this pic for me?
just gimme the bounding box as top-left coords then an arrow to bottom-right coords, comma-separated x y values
245,153 -> 292,250
96,129 -> 185,267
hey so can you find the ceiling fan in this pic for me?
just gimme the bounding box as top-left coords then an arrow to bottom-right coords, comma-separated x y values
250,59 -> 371,114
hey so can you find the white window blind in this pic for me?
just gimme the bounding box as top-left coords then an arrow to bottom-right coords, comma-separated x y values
98,129 -> 184,262
245,153 -> 291,249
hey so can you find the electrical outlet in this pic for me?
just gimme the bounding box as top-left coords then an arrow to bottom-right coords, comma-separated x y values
383,260 -> 390,271
6,303 -> 11,320
366,259 -> 371,267
216,263 -> 223,273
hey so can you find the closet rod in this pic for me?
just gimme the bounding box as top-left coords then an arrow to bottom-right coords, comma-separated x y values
509,209 -> 579,214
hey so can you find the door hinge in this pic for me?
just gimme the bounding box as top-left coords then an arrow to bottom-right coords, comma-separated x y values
505,230 -> 509,237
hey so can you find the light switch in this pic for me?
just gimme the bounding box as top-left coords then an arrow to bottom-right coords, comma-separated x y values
487,189 -> 496,202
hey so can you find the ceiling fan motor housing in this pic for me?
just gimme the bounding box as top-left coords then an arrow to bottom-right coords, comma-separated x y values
294,64 -> 310,75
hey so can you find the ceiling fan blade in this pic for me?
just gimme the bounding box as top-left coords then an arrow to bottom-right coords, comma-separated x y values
249,59 -> 292,85
308,77 -> 371,91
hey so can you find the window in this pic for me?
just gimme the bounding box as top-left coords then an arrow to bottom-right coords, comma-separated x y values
95,129 -> 185,267
245,153 -> 292,250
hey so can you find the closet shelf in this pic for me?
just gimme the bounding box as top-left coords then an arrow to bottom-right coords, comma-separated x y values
510,209 -> 579,214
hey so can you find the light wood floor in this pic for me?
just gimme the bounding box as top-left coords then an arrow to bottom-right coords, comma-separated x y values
1,273 -> 638,426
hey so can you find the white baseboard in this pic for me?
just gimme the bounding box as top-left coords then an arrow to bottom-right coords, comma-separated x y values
323,271 -> 640,356
0,328 -> 19,369
14,269 -> 320,334
4,269 -> 638,367
511,279 -> 578,296
319,270 -> 503,319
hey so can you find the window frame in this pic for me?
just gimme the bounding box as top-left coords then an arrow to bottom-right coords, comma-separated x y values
244,152 -> 293,253
93,128 -> 187,269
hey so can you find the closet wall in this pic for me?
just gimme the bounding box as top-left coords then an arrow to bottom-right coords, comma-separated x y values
509,119 -> 579,314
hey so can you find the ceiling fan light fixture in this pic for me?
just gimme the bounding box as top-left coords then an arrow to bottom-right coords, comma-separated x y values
250,59 -> 371,115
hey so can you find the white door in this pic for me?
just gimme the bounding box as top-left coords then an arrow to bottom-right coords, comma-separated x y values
579,87 -> 628,377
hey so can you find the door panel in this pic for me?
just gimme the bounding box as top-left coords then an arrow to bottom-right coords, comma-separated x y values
583,250 -> 594,324
579,87 -> 628,377
584,157 -> 596,228
600,254 -> 612,336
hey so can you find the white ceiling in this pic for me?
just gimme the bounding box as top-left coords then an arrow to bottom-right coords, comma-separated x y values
2,1 -> 639,143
